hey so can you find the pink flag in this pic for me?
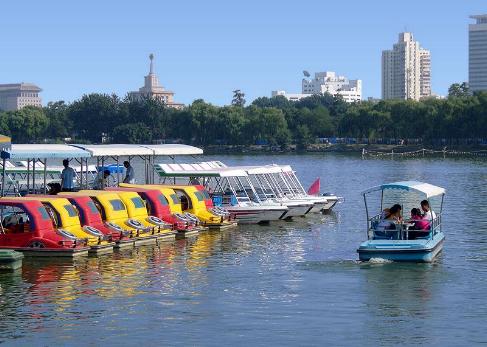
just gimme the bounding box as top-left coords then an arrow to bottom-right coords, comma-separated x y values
307,178 -> 320,195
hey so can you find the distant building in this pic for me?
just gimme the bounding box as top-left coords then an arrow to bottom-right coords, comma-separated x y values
382,32 -> 431,100
419,48 -> 431,98
469,15 -> 487,92
0,83 -> 42,111
128,54 -> 184,109
272,70 -> 362,103
302,71 -> 362,102
271,90 -> 309,101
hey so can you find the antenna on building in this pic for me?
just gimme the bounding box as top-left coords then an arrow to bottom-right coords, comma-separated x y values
149,53 -> 154,74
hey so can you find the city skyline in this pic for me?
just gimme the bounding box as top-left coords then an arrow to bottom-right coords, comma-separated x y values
0,1 -> 485,106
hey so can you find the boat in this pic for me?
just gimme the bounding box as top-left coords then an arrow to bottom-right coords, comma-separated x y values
108,186 -> 202,238
169,161 -> 338,214
120,184 -> 237,231
59,191 -> 160,246
56,194 -> 135,248
0,199 -> 89,257
357,181 -> 445,263
153,165 -> 288,224
16,196 -> 114,255
104,190 -> 176,242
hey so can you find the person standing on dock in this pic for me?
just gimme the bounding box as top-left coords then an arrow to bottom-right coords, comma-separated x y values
60,159 -> 76,192
123,161 -> 135,184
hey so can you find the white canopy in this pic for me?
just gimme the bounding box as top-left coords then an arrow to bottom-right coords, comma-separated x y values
156,163 -> 248,177
72,144 -> 203,157
362,181 -> 446,199
142,144 -> 203,156
71,144 -> 154,157
1,144 -> 90,159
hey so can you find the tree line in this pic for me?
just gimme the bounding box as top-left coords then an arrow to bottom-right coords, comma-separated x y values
0,86 -> 486,148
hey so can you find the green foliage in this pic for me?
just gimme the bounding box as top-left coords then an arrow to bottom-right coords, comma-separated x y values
1,90 -> 486,145
0,106 -> 48,142
112,122 -> 152,143
448,82 -> 470,98
231,90 -> 246,107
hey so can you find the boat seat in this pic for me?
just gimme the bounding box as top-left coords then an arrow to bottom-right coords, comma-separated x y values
373,229 -> 400,240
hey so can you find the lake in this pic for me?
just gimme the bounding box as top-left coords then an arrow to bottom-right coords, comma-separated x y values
1,154 -> 486,346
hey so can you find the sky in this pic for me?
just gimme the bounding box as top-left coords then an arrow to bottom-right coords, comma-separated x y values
1,0 -> 485,106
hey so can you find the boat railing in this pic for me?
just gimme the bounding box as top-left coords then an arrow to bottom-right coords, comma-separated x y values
368,213 -> 442,240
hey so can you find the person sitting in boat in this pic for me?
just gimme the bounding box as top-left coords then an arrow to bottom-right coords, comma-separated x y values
377,204 -> 402,231
408,208 -> 431,239
409,208 -> 430,230
420,200 -> 437,221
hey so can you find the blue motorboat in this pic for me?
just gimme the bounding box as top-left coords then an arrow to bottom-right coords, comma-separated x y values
357,181 -> 445,263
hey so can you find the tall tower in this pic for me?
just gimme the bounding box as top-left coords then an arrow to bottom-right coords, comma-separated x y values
469,15 -> 487,92
382,32 -> 429,100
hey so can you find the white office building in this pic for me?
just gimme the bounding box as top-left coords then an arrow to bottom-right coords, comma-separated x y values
469,15 -> 487,92
272,71 -> 362,103
0,83 -> 42,111
302,71 -> 362,102
382,32 -> 431,100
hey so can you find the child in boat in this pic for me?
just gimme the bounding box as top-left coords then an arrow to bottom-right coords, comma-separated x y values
408,208 -> 431,239
410,208 -> 430,230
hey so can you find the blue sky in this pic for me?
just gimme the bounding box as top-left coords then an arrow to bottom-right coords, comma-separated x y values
1,1 -> 484,105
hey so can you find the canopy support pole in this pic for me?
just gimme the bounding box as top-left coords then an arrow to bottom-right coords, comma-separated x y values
363,194 -> 369,238
116,157 -> 120,186
43,158 -> 47,194
26,159 -> 30,194
32,159 -> 36,194
1,158 -> 6,197
101,157 -> 105,189
78,158 -> 83,189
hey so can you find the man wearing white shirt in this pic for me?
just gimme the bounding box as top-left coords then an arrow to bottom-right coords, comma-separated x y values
421,200 -> 437,220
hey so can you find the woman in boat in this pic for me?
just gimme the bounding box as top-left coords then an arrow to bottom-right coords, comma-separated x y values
376,204 -> 402,232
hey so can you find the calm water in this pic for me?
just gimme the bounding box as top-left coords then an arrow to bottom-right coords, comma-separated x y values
1,154 -> 486,346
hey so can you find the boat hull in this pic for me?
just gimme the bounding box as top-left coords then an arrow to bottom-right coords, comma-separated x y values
228,207 -> 288,224
357,233 -> 445,263
281,203 -> 314,218
8,247 -> 90,257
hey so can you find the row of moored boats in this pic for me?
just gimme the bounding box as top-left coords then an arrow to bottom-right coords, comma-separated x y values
0,161 -> 338,257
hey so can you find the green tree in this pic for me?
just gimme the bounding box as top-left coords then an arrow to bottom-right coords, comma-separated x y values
112,122 -> 152,143
448,82 -> 470,98
68,93 -> 122,142
231,89 -> 246,107
44,101 -> 71,139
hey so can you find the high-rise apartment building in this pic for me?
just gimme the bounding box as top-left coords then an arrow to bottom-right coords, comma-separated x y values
469,15 -> 487,92
382,32 -> 431,100
0,83 -> 42,111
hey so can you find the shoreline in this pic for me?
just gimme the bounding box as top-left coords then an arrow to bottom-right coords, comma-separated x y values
203,143 -> 487,155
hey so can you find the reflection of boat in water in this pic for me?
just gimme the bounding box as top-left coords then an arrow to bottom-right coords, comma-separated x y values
357,181 -> 445,263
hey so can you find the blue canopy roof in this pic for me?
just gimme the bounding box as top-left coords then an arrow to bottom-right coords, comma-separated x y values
362,181 -> 446,199
1,144 -> 91,159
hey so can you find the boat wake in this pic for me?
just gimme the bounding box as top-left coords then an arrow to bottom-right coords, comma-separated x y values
367,257 -> 394,264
